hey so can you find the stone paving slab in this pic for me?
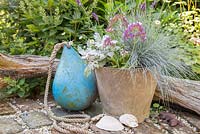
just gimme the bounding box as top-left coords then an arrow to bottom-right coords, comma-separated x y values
13,99 -> 43,112
134,121 -> 163,134
20,111 -> 52,129
0,118 -> 24,134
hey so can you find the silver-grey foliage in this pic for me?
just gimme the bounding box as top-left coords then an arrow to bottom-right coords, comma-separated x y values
123,14 -> 197,100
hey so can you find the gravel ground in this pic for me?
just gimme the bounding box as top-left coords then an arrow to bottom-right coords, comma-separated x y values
0,97 -> 199,134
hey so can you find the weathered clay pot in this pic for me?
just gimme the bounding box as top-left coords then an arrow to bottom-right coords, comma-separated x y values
95,67 -> 157,123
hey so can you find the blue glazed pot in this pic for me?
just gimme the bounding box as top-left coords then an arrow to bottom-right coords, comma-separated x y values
52,46 -> 97,111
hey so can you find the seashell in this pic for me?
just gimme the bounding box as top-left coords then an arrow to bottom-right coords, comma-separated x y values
96,116 -> 124,131
119,114 -> 138,128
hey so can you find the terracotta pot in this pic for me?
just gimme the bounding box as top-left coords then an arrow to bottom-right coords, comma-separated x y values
95,67 -> 157,123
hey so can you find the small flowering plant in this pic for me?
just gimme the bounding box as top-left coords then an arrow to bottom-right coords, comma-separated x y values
78,14 -> 146,74
78,32 -> 126,75
78,14 -> 193,79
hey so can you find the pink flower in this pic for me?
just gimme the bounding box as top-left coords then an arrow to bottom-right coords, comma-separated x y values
102,35 -> 117,46
123,22 -> 146,42
106,14 -> 129,32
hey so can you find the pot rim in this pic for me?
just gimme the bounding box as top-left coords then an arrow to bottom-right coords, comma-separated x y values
95,66 -> 150,72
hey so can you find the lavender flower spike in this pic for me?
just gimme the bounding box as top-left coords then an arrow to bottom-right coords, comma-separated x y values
151,0 -> 157,8
76,0 -> 82,6
92,12 -> 99,21
140,2 -> 146,11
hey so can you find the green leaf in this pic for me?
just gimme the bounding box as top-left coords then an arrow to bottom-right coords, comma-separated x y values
159,106 -> 164,110
19,78 -> 25,86
49,29 -> 57,36
17,90 -> 26,98
26,24 -> 40,32
153,103 -> 160,108
84,66 -> 91,77
63,27 -> 75,34
6,87 -> 17,94
48,0 -> 54,8
192,64 -> 200,74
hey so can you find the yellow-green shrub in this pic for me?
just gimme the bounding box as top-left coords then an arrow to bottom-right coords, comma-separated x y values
180,9 -> 200,40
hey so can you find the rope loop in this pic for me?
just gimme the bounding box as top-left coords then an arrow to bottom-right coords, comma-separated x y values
44,42 -> 93,134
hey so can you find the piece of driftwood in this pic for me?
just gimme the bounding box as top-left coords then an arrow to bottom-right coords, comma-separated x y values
155,77 -> 200,115
0,53 -> 59,89
0,77 -> 7,89
0,53 -> 59,78
0,53 -> 200,115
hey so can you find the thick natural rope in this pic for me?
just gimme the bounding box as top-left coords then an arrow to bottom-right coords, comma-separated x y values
44,42 -> 93,134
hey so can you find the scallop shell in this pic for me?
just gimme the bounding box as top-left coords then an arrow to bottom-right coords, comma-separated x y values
119,114 -> 138,128
96,116 -> 124,131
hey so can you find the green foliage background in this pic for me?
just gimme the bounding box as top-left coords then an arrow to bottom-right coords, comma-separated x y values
0,0 -> 124,98
0,0 -> 105,55
160,1 -> 200,75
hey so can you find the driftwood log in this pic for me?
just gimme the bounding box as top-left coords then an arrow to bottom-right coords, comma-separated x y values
0,53 -> 200,115
155,77 -> 200,115
0,78 -> 7,89
0,53 -> 59,89
0,53 -> 59,78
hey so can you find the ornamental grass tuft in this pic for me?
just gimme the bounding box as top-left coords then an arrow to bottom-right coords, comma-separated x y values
78,12 -> 197,100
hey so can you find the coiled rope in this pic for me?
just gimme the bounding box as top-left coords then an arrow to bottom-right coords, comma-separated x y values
44,42 -> 94,134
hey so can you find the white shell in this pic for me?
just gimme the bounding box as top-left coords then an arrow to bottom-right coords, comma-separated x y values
96,116 -> 124,131
119,114 -> 138,128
